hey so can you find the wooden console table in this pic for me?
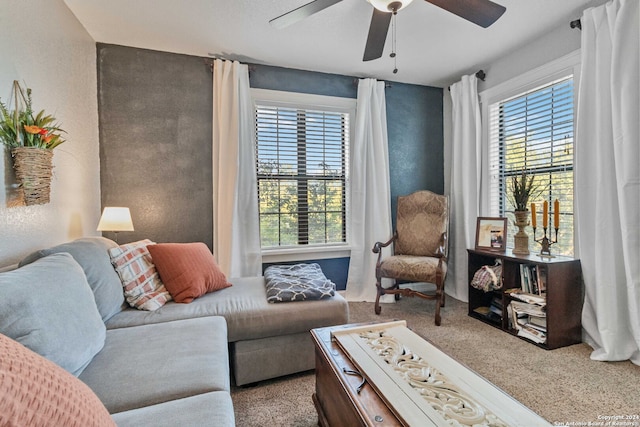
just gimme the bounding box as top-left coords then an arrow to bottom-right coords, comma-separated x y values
311,321 -> 551,427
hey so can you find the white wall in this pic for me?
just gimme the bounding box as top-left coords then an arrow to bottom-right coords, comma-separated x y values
477,0 -> 609,92
0,0 -> 100,265
477,23 -> 582,93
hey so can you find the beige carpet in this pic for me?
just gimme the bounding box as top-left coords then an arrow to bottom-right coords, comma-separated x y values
232,297 -> 640,426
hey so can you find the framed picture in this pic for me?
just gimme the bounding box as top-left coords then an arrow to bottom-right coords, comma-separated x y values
475,217 -> 507,252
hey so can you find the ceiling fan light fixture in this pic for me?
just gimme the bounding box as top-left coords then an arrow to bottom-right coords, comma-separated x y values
367,0 -> 413,13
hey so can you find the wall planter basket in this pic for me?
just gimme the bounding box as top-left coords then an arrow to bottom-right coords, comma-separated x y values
1,80 -> 65,206
11,147 -> 54,205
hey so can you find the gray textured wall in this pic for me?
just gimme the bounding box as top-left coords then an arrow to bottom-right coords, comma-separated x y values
96,44 -> 444,287
98,44 -> 213,247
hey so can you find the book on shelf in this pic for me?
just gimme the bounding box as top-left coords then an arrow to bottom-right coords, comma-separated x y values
528,315 -> 547,329
530,265 -> 539,294
505,288 -> 546,307
510,301 -> 546,317
489,295 -> 503,314
517,324 -> 547,344
473,305 -> 501,323
536,266 -> 547,293
507,304 -> 528,330
519,265 -> 529,293
519,264 -> 546,296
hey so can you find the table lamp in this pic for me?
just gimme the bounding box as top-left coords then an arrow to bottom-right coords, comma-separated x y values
97,207 -> 134,243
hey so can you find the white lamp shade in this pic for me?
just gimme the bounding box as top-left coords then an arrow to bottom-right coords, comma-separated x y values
367,0 -> 413,12
97,207 -> 134,232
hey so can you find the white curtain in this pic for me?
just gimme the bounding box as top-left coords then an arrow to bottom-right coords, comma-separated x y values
576,0 -> 639,364
345,79 -> 393,302
447,75 -> 482,302
212,59 -> 262,278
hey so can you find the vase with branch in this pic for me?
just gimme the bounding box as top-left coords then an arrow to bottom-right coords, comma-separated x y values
0,81 -> 66,205
508,169 -> 543,255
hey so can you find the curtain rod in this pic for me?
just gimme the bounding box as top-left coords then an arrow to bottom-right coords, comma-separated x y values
204,58 -> 256,73
351,78 -> 393,88
570,19 -> 582,30
446,69 -> 486,91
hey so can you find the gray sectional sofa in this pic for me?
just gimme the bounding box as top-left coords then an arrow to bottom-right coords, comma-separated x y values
0,237 -> 349,426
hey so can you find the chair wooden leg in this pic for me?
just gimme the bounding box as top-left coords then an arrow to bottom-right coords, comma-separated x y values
434,278 -> 444,325
374,278 -> 382,315
434,288 -> 442,325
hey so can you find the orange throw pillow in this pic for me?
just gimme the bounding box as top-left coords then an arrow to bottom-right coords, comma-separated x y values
0,333 -> 115,427
147,242 -> 232,303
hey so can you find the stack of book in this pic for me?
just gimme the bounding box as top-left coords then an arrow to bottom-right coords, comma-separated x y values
472,295 -> 503,324
506,290 -> 547,344
519,264 -> 547,295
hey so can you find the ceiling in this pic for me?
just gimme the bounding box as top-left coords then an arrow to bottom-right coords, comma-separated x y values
63,0 -> 593,87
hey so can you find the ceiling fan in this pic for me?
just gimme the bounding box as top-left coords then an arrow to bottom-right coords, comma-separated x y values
270,0 -> 506,62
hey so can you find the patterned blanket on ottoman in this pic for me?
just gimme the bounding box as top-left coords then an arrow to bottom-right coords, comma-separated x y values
264,263 -> 336,303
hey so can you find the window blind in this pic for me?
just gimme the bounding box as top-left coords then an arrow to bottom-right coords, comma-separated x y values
255,105 -> 349,248
488,76 -> 574,256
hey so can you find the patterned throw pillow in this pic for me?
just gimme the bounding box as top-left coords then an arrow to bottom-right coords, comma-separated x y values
264,263 -> 336,303
0,333 -> 116,427
109,239 -> 172,311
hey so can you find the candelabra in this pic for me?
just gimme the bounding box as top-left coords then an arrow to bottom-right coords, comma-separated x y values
532,225 -> 558,258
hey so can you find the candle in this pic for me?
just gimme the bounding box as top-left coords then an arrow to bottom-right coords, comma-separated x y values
543,200 -> 548,228
531,203 -> 537,228
554,199 -> 560,229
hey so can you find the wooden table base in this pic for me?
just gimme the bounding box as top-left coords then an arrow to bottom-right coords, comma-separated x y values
312,322 -> 402,426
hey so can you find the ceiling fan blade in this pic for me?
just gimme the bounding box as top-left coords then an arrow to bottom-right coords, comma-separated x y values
425,0 -> 506,28
363,9 -> 392,62
270,0 -> 344,29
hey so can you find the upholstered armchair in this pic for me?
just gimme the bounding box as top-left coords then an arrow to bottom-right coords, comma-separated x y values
372,190 -> 449,325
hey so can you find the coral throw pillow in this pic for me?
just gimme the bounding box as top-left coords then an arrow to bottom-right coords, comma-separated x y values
147,242 -> 232,303
0,333 -> 115,427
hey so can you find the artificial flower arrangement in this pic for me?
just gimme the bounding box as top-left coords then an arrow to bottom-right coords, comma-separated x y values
508,169 -> 543,212
0,80 -> 65,150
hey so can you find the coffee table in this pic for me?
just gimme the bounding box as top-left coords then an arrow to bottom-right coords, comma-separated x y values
311,321 -> 551,426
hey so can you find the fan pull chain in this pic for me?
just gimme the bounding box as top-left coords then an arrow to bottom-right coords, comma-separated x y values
390,12 -> 398,74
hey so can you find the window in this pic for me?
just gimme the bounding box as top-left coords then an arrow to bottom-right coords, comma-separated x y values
253,90 -> 353,250
488,76 -> 575,256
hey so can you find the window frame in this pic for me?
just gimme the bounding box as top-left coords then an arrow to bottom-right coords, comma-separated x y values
479,50 -> 581,255
251,89 -> 356,261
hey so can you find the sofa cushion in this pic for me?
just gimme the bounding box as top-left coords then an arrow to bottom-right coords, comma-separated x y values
79,316 -> 229,414
19,237 -> 125,322
109,239 -> 172,311
0,333 -> 115,427
147,242 -> 231,303
0,253 -> 106,376
111,391 -> 234,427
105,276 -> 349,342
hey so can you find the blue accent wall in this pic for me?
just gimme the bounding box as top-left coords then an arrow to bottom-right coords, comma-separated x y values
386,82 -> 444,226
